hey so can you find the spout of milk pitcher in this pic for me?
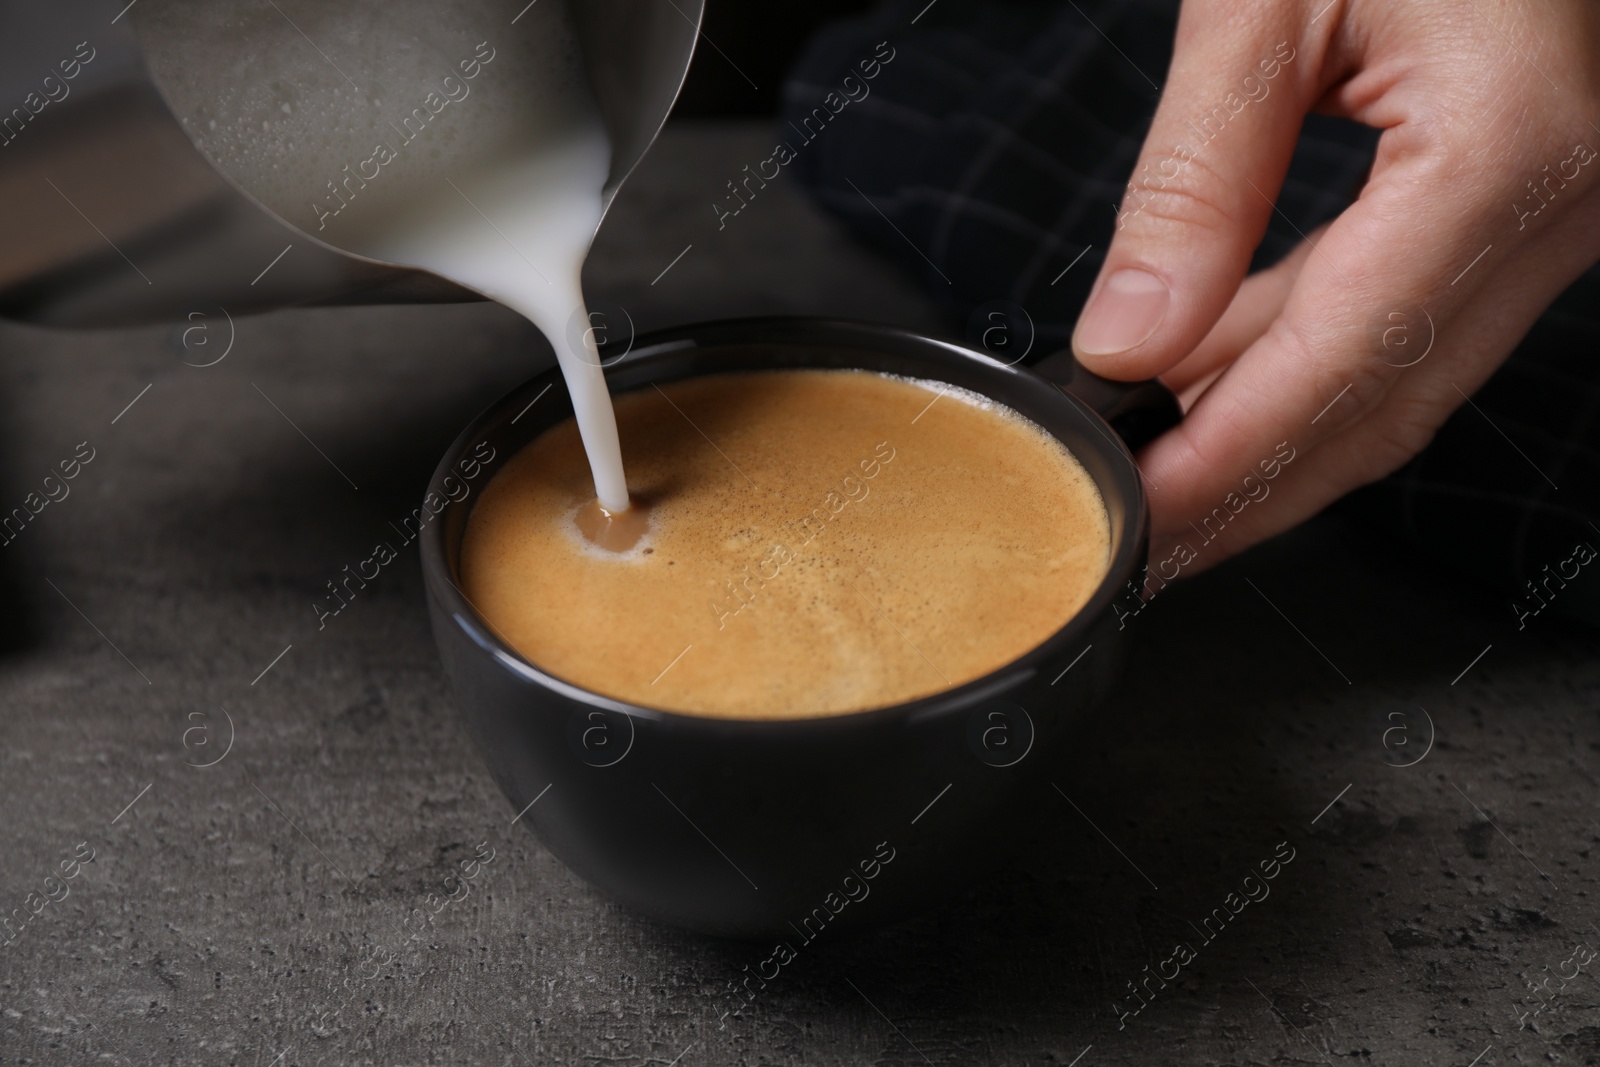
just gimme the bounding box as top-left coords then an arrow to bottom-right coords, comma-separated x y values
0,0 -> 702,328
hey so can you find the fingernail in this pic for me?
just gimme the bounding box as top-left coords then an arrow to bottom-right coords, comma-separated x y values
1074,269 -> 1170,357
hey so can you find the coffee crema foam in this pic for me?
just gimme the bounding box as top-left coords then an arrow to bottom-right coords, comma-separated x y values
460,370 -> 1111,719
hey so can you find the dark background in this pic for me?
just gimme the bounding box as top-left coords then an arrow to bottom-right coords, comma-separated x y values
672,2 -> 873,117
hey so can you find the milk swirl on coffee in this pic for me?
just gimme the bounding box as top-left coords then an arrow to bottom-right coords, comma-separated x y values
135,0 -> 631,512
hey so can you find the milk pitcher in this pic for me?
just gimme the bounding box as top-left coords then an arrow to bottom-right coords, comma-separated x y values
0,0 -> 701,327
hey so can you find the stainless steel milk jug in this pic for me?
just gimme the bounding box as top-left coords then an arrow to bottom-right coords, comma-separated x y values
0,1 -> 701,326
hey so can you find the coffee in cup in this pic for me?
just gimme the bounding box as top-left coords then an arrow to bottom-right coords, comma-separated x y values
459,368 -> 1110,718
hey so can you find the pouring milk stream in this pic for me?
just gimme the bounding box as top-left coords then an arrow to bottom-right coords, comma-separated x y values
136,0 -> 632,513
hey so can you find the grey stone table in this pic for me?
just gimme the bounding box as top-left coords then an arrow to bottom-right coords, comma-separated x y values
2,122 -> 1597,1067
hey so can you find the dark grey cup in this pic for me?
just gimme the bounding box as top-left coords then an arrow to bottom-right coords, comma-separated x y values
421,317 -> 1178,939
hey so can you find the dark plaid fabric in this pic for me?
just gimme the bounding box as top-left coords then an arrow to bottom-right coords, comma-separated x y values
782,0 -> 1600,625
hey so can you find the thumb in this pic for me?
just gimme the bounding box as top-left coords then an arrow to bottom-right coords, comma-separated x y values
1073,4 -> 1313,380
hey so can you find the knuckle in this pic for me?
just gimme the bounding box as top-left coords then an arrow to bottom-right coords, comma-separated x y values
1352,392 -> 1444,481
1344,340 -> 1410,415
1283,312 -> 1450,484
1264,314 -> 1404,431
1117,151 -> 1240,237
1406,81 -> 1595,225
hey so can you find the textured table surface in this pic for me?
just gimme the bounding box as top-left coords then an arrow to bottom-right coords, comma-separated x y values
2,122 -> 1597,1067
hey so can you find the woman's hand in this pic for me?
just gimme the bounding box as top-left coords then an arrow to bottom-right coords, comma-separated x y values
1072,0 -> 1600,573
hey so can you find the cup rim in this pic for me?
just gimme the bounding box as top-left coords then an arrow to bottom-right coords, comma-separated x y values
421,315 -> 1148,733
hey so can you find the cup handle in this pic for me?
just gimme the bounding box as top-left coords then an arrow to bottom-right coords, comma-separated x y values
1030,350 -> 1182,454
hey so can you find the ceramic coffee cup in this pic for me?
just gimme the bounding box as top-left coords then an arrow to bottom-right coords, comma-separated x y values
421,317 -> 1179,939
